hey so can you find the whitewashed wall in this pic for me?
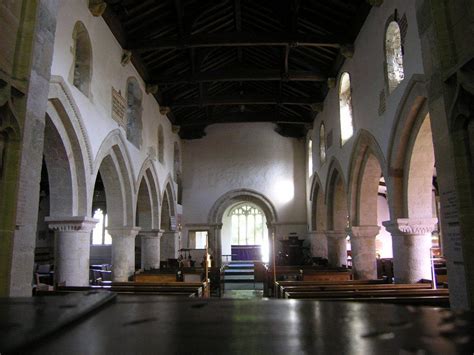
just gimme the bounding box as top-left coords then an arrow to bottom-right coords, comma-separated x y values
309,1 -> 423,188
51,0 -> 180,197
182,123 -> 308,249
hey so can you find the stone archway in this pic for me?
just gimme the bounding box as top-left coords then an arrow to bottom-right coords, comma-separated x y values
208,189 -> 278,266
160,181 -> 178,263
326,159 -> 349,267
309,174 -> 327,259
384,83 -> 437,283
41,96 -> 95,287
347,130 -> 388,279
135,161 -> 162,270
93,131 -> 138,282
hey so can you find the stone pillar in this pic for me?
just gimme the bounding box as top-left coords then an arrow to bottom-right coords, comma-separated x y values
383,218 -> 437,283
308,230 -> 328,259
326,230 -> 348,267
160,231 -> 179,261
140,230 -> 163,270
108,227 -> 140,282
46,216 -> 98,286
349,225 -> 380,280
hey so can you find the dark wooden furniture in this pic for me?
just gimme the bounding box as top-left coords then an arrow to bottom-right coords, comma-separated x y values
2,294 -> 472,354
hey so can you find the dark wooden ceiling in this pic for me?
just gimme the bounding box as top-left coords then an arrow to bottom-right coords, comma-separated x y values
103,0 -> 372,139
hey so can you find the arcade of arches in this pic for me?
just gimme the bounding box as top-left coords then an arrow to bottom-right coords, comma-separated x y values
1,0 -> 474,312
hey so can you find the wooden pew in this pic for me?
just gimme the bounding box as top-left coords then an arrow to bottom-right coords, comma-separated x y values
263,266 -> 352,297
35,281 -> 208,298
283,288 -> 450,307
278,282 -> 433,298
275,279 -> 389,298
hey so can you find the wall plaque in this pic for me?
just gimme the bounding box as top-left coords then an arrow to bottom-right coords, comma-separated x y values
112,87 -> 126,127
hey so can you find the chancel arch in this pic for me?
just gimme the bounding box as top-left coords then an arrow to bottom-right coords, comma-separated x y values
208,189 -> 278,266
326,158 -> 349,267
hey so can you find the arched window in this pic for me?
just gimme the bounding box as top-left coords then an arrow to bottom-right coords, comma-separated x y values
174,142 -> 182,204
385,21 -> 404,93
230,204 -> 266,246
319,122 -> 326,164
157,124 -> 164,163
91,208 -> 112,245
126,78 -> 143,149
72,22 -> 92,96
339,72 -> 354,146
308,138 -> 313,177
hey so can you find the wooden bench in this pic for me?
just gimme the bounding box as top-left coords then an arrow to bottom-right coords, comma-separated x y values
264,266 -> 352,296
35,281 -> 208,298
283,288 -> 450,307
277,282 -> 433,298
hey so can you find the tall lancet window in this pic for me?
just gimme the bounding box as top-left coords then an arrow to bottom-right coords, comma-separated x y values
308,138 -> 313,177
385,21 -> 405,93
72,22 -> 92,96
339,72 -> 354,146
319,122 -> 326,164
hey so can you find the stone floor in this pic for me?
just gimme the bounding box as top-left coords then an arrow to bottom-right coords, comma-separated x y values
221,282 -> 265,299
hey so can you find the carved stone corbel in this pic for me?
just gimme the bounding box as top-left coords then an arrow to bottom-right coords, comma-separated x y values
88,0 -> 107,17
121,50 -> 132,66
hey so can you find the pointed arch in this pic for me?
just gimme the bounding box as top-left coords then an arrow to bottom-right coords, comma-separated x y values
45,86 -> 92,216
93,130 -> 135,227
309,173 -> 326,231
325,158 -> 348,230
348,129 -> 387,226
136,158 -> 161,230
386,76 -> 429,219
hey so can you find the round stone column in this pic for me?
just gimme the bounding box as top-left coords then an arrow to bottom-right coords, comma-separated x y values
140,229 -> 163,270
326,230 -> 348,267
108,227 -> 140,282
308,230 -> 328,259
383,218 -> 437,283
349,225 -> 380,280
160,231 -> 180,261
46,216 -> 98,286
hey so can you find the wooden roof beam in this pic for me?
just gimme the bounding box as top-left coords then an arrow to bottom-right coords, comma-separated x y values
169,95 -> 322,108
179,111 -> 312,127
153,69 -> 327,85
128,32 -> 345,52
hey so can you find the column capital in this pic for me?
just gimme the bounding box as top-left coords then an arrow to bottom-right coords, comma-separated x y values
326,230 -> 347,239
382,218 -> 438,236
349,225 -> 380,239
140,229 -> 163,238
107,226 -> 141,238
45,216 -> 98,233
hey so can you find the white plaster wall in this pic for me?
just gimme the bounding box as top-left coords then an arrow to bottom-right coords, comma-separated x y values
377,195 -> 393,258
309,1 -> 424,213
182,123 -> 307,229
51,0 -> 180,202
